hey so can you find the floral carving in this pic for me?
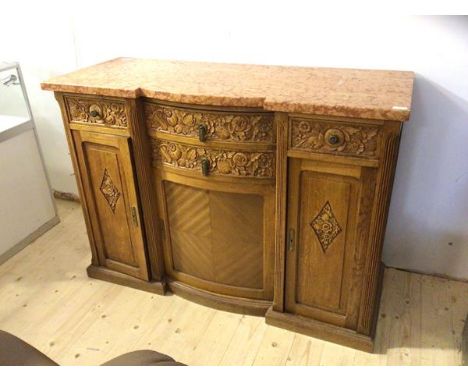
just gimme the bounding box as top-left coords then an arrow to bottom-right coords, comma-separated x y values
152,139 -> 275,178
290,118 -> 379,158
66,97 -> 127,128
99,169 -> 121,213
310,202 -> 342,252
144,103 -> 274,143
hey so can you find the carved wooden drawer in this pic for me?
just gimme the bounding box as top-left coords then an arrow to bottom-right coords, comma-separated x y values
289,117 -> 381,159
151,139 -> 275,179
64,96 -> 128,128
144,102 -> 275,145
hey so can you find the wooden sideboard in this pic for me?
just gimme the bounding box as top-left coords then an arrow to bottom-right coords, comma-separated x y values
42,58 -> 414,351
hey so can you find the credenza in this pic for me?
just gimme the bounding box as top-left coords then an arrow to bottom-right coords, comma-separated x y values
42,58 -> 414,351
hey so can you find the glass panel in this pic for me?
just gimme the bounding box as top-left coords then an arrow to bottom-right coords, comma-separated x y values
0,65 -> 30,133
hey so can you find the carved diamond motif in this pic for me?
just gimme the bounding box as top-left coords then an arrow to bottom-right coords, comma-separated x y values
310,202 -> 342,252
99,169 -> 120,213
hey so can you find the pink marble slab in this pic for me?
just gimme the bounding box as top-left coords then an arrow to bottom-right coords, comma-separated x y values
41,58 -> 414,121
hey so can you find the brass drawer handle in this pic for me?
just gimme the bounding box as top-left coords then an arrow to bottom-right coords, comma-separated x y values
198,124 -> 207,142
201,158 -> 210,176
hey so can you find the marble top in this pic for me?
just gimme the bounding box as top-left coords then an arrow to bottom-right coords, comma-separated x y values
41,58 -> 414,121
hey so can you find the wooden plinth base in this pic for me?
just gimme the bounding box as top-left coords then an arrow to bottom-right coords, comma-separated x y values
265,307 -> 374,352
87,265 -> 166,295
168,280 -> 271,316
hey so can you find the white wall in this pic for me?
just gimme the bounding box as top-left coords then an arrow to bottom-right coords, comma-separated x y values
1,4 -> 466,279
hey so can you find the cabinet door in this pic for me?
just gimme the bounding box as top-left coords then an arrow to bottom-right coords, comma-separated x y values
72,130 -> 149,280
157,171 -> 275,301
285,158 -> 372,329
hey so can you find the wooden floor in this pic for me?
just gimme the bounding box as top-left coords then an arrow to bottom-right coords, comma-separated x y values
0,200 -> 466,366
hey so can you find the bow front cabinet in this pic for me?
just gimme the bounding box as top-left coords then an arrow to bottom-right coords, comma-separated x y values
42,58 -> 414,351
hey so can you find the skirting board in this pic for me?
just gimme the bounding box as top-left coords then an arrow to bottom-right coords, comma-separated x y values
386,265 -> 468,284
0,215 -> 60,266
53,190 -> 80,202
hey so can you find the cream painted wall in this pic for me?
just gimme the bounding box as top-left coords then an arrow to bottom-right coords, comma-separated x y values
1,4 -> 466,279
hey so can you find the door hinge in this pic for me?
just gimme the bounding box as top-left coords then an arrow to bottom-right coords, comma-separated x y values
287,228 -> 295,252
131,206 -> 139,227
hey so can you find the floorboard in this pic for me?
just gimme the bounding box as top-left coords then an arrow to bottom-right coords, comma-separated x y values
0,200 -> 466,365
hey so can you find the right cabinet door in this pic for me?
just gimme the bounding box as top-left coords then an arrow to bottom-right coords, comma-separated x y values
285,157 -> 375,330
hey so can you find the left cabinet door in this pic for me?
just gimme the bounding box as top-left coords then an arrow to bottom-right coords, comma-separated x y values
72,130 -> 150,280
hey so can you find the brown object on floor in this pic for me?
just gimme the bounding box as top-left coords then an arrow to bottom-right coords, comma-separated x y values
0,330 -> 183,366
0,330 -> 58,366
101,350 -> 184,366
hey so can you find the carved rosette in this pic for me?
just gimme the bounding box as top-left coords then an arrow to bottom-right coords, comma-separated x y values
152,139 -> 275,178
66,97 -> 128,128
144,103 -> 274,143
310,202 -> 342,252
290,118 -> 379,158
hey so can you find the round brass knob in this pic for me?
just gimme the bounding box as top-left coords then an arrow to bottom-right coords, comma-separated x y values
328,135 -> 339,145
324,128 -> 344,147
